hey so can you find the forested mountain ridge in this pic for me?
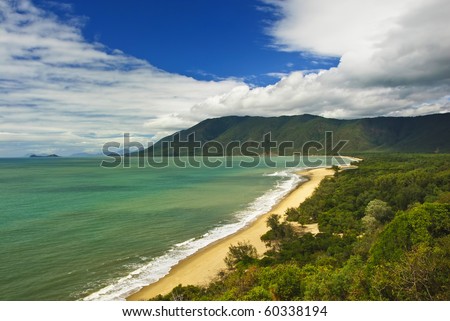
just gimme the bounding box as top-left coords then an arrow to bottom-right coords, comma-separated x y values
141,113 -> 450,155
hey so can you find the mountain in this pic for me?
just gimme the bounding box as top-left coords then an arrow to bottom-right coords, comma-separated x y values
140,113 -> 450,155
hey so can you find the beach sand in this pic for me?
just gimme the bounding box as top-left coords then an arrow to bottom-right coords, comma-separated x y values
127,167 -> 334,301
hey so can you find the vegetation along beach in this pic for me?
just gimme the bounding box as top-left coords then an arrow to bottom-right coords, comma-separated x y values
140,154 -> 450,301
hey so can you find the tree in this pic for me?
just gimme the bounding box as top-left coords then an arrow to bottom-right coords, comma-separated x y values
266,214 -> 281,232
261,214 -> 296,250
368,202 -> 449,265
362,215 -> 379,233
285,207 -> 299,221
224,241 -> 258,270
331,165 -> 340,174
242,286 -> 272,301
259,264 -> 304,300
370,242 -> 450,300
365,199 -> 393,223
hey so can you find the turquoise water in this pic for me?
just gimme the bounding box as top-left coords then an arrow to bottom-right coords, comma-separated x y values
0,157 -> 345,300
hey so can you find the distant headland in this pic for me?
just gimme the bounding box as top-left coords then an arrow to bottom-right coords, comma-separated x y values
29,154 -> 60,158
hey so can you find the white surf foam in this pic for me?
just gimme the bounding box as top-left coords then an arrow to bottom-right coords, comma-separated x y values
83,168 -> 307,301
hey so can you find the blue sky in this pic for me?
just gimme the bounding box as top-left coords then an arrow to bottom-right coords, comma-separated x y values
33,0 -> 338,86
0,0 -> 449,156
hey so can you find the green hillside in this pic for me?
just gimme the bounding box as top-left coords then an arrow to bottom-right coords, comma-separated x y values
141,113 -> 450,155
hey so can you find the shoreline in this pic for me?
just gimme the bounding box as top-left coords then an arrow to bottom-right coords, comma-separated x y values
127,166 -> 335,301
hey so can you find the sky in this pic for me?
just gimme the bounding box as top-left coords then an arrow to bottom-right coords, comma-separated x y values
0,0 -> 449,156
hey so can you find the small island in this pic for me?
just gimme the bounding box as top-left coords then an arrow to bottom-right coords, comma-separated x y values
29,154 -> 60,158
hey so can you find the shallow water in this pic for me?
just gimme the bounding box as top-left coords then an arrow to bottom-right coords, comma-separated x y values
0,156 -> 345,300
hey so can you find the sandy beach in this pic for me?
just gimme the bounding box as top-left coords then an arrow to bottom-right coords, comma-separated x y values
127,167 -> 334,300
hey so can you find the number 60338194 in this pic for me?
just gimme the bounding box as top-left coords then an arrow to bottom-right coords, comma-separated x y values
264,305 -> 327,317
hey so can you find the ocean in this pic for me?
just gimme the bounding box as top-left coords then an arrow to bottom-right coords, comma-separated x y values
0,156 -> 346,300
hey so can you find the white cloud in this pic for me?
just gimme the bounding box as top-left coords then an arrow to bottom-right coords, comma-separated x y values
192,0 -> 450,119
263,0 -> 424,57
265,72 -> 288,79
0,0 -> 241,156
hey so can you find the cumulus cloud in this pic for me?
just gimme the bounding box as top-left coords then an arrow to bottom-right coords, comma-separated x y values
0,0 -> 241,156
263,0 -> 424,56
192,0 -> 450,119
